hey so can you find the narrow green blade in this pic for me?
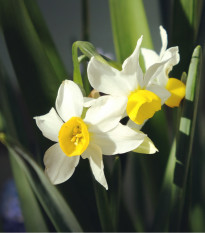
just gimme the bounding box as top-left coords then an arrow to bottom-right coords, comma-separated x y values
0,63 -> 48,232
153,46 -> 202,231
9,153 -> 49,232
171,0 -> 204,76
0,135 -> 83,232
0,0 -> 64,115
169,45 -> 202,231
72,40 -> 121,95
23,0 -> 68,80
109,0 -> 153,63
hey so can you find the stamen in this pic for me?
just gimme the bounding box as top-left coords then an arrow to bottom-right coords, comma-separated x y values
58,117 -> 89,157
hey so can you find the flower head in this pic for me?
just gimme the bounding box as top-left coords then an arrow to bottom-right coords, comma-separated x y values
34,80 -> 157,189
141,26 -> 186,108
87,36 -> 173,126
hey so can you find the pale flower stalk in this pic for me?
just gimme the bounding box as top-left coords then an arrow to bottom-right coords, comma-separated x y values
34,80 -> 157,190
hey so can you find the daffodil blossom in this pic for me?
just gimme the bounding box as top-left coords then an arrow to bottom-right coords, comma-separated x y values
87,36 -> 174,126
34,80 -> 157,190
141,26 -> 186,108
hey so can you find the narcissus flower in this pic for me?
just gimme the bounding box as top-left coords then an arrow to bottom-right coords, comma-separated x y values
141,26 -> 186,108
34,80 -> 157,190
87,36 -> 173,126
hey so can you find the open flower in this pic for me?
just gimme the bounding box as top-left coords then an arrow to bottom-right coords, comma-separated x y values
87,36 -> 173,126
34,80 -> 157,190
141,26 -> 186,108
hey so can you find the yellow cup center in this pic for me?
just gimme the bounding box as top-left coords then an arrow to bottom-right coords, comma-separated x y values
126,90 -> 161,125
165,78 -> 186,108
58,117 -> 89,157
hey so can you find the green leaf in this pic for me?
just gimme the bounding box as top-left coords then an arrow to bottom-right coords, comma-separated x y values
109,0 -> 169,157
109,0 -> 153,63
72,41 -> 121,95
153,46 -> 202,231
0,62 -> 48,232
23,0 -> 68,80
169,45 -> 202,231
110,156 -> 122,231
93,180 -> 114,232
9,153 -> 49,232
0,134 -> 83,232
152,73 -> 187,232
0,0 -> 64,116
171,0 -> 204,76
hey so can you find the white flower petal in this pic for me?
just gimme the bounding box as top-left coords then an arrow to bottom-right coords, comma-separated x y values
127,118 -> 145,131
84,95 -> 127,132
91,123 -> 145,155
133,136 -> 158,154
44,143 -> 80,185
83,97 -> 98,108
56,80 -> 83,122
141,48 -> 159,70
143,59 -> 169,87
87,57 -> 132,96
82,143 -> 108,190
159,25 -> 168,57
121,36 -> 144,88
34,108 -> 63,142
147,84 -> 171,104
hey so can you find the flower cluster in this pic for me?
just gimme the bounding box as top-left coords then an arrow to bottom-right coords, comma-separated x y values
34,26 -> 185,190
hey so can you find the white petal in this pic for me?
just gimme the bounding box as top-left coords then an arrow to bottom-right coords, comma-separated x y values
56,80 -> 83,122
141,48 -> 159,70
121,36 -> 144,88
143,59 -> 169,87
127,118 -> 145,131
133,136 -> 158,154
159,25 -> 168,57
161,47 -> 179,65
83,97 -> 98,108
84,95 -> 127,132
91,123 -> 145,155
87,57 -> 133,96
34,108 -> 63,142
82,144 -> 108,190
44,143 -> 80,185
147,84 -> 171,104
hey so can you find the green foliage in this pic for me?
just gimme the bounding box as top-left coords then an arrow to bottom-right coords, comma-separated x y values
0,0 -> 204,232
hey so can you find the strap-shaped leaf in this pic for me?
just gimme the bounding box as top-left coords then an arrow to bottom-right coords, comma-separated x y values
169,45 -> 202,231
153,46 -> 202,231
0,62 -> 48,232
0,134 -> 83,232
72,41 -> 121,95
0,0 -> 64,115
23,0 -> 68,80
171,0 -> 204,75
109,0 -> 153,63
